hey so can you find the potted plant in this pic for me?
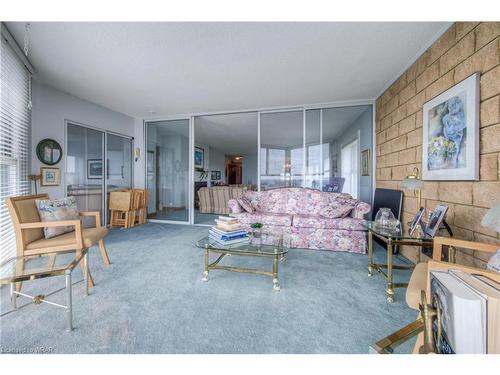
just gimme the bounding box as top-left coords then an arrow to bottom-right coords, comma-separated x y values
250,222 -> 264,246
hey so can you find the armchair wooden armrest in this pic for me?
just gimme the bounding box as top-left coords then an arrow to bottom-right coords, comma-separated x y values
432,237 -> 498,261
19,220 -> 84,249
79,211 -> 102,227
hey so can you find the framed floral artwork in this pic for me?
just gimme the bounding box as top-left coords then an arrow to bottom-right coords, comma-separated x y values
422,73 -> 479,180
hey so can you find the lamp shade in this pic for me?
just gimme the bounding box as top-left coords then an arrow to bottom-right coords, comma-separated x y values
400,178 -> 424,190
481,203 -> 500,233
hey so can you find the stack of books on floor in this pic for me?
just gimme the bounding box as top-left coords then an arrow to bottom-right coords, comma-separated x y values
209,216 -> 249,246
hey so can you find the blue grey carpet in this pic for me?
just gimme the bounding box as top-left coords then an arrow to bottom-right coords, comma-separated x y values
0,223 -> 417,353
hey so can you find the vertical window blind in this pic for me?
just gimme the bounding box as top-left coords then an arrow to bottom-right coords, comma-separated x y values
0,35 -> 31,264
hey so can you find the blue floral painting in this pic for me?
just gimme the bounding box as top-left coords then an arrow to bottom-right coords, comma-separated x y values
427,92 -> 467,170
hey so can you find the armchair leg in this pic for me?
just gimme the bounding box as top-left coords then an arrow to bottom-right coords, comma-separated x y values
98,239 -> 111,265
77,250 -> 95,288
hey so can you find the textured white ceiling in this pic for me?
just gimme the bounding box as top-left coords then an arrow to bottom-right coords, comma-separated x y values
6,22 -> 449,118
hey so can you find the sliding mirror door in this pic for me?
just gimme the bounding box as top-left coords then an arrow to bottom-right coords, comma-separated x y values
66,123 -> 105,226
259,110 -> 304,190
146,119 -> 190,222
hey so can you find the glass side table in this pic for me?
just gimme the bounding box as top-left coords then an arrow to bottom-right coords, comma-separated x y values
0,249 -> 89,331
364,221 -> 434,303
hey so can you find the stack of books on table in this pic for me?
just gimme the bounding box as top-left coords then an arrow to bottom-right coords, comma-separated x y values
209,216 -> 249,246
430,269 -> 500,354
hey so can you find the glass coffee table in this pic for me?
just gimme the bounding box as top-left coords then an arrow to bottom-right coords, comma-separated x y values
0,249 -> 89,331
196,236 -> 288,291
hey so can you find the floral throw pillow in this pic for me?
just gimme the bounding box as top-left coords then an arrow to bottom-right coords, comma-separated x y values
237,197 -> 255,213
35,196 -> 80,239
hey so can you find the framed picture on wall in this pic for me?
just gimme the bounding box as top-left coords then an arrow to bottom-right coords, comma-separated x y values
40,167 -> 61,186
87,159 -> 103,179
422,72 -> 479,181
211,170 -> 221,180
361,149 -> 370,176
195,147 -> 204,168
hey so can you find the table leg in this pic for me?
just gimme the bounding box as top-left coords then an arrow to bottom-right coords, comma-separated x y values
65,270 -> 73,332
202,246 -> 209,282
368,231 -> 373,277
386,241 -> 394,303
84,251 -> 89,296
273,254 -> 280,291
10,282 -> 16,309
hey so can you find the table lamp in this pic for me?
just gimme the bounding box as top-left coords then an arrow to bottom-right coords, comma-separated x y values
401,167 -> 424,209
481,203 -> 500,232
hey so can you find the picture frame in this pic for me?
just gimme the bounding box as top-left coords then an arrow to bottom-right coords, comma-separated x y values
36,138 -> 63,166
211,170 -> 221,180
425,205 -> 449,238
87,159 -> 103,179
408,206 -> 426,236
361,149 -> 370,176
194,147 -> 204,168
422,73 -> 480,181
40,167 -> 61,186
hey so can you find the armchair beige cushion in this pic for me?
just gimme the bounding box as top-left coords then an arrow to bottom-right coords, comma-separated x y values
26,226 -> 108,251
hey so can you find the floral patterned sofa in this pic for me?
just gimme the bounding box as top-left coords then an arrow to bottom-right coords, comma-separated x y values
228,188 -> 371,253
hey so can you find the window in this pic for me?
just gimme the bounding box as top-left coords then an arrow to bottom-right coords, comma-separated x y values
0,36 -> 31,264
341,139 -> 359,199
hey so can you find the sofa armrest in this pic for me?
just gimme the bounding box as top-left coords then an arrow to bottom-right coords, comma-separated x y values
351,201 -> 371,219
228,199 -> 243,214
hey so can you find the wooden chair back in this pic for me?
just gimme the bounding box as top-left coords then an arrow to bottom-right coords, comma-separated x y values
6,194 -> 49,252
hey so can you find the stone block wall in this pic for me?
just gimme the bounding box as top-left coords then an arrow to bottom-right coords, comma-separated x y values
375,22 -> 500,266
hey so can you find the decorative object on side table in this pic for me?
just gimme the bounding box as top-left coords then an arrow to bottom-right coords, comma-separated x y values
408,207 -> 426,237
36,138 -> 62,165
40,167 -> 60,186
422,72 -> 479,181
374,208 -> 400,231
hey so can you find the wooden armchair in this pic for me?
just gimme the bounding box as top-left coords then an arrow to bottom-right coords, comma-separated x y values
372,236 -> 500,354
6,194 -> 111,289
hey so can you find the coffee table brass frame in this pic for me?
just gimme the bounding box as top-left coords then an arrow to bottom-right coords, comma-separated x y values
198,237 -> 287,291
367,229 -> 432,304
0,249 -> 89,332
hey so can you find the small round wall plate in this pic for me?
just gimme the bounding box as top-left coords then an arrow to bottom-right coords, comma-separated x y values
36,138 -> 62,165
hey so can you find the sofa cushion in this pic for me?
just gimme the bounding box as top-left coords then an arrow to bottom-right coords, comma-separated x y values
292,215 -> 366,230
35,196 -> 81,239
231,212 -> 292,226
26,227 -> 108,250
237,197 -> 255,213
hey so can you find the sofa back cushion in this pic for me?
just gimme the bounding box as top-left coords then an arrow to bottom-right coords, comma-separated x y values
244,188 -> 358,218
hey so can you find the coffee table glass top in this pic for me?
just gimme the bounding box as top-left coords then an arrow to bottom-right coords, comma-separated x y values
0,250 -> 86,284
196,236 -> 288,255
363,221 -> 433,241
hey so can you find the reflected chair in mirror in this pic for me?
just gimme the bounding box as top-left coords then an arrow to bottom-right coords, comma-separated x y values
322,177 -> 345,193
6,193 -> 111,291
372,188 -> 403,254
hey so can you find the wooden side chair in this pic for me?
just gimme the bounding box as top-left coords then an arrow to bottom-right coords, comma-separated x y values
372,236 -> 500,353
6,194 -> 111,290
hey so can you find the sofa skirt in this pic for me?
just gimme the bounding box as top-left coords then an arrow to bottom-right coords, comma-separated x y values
239,223 -> 367,254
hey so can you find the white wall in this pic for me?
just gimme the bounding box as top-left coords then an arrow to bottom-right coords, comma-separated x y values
209,147 -> 226,184
31,81 -> 135,198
